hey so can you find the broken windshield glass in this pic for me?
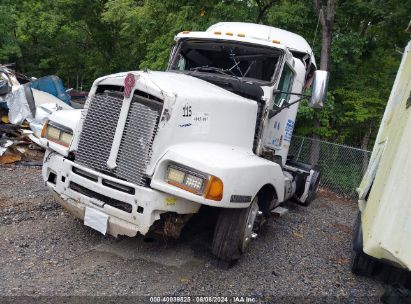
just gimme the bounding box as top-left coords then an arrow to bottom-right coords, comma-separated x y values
170,40 -> 282,83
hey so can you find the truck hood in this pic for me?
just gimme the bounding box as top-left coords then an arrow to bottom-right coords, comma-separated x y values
49,109 -> 82,132
97,71 -> 257,104
92,71 -> 259,175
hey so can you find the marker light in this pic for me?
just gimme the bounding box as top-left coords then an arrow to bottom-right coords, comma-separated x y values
41,121 -> 48,138
205,176 -> 223,201
272,39 -> 281,44
214,31 -> 222,35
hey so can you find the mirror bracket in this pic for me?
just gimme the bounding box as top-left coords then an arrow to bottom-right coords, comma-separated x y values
268,96 -> 305,119
269,70 -> 328,118
273,90 -> 309,98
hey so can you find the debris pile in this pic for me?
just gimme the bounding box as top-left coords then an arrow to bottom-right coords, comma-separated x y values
0,64 -> 73,164
0,120 -> 44,165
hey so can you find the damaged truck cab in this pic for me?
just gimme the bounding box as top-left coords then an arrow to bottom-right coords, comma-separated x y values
41,22 -> 328,262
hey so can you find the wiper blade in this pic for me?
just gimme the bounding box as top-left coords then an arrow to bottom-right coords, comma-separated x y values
189,66 -> 238,78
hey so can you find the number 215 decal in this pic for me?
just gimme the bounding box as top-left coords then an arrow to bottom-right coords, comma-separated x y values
182,104 -> 192,117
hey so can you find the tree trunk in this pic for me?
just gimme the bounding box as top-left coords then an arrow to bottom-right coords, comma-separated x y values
310,0 -> 335,165
254,0 -> 276,24
315,0 -> 335,70
256,10 -> 265,24
320,22 -> 332,71
309,117 -> 321,164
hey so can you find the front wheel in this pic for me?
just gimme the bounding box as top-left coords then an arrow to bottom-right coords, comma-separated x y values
211,197 -> 262,263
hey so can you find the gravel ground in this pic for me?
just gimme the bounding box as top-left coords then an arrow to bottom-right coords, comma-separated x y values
0,165 -> 385,302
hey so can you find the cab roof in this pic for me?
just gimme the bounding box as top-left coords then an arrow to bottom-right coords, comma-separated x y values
176,22 -> 316,69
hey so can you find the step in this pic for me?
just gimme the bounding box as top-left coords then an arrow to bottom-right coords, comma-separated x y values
271,206 -> 289,217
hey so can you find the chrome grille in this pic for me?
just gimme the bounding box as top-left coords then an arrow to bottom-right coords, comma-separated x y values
116,100 -> 160,185
76,93 -> 122,172
75,92 -> 162,186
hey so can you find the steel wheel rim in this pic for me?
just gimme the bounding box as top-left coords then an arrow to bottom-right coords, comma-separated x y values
241,197 -> 259,252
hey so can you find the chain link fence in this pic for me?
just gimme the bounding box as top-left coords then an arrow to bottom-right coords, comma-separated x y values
288,136 -> 371,199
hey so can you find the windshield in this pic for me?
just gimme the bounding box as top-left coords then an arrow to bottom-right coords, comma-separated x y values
169,40 -> 282,83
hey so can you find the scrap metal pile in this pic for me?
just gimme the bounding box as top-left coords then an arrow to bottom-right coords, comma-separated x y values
0,65 -> 73,165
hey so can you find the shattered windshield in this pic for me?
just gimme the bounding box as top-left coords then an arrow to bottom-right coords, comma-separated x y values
170,40 -> 282,83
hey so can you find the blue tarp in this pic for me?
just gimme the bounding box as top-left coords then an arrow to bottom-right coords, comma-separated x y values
29,76 -> 71,105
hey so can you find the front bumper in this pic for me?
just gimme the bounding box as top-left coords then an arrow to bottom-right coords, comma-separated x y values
42,151 -> 200,237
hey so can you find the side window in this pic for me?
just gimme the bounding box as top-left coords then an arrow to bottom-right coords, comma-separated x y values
274,64 -> 294,107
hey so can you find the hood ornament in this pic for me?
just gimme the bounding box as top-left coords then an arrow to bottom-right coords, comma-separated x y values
124,73 -> 136,98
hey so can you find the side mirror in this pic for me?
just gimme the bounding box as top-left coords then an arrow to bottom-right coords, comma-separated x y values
309,70 -> 329,109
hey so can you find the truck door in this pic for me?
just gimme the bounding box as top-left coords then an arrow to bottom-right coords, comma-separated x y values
261,63 -> 295,157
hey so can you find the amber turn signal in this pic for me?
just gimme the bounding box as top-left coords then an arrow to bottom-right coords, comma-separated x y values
205,176 -> 223,201
40,121 -> 48,138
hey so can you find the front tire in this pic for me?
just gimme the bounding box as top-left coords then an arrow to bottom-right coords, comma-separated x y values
211,197 -> 260,262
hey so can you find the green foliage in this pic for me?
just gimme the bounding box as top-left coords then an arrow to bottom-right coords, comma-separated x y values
0,1 -> 21,62
292,0 -> 409,148
295,92 -> 337,139
0,0 -> 409,148
102,0 -> 256,70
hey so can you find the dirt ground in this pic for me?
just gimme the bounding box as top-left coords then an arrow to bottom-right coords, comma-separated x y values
0,165 -> 385,302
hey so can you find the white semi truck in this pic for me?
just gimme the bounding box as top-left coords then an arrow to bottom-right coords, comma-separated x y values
40,22 -> 328,262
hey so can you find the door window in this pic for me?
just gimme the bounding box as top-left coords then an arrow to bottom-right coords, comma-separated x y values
274,64 -> 294,107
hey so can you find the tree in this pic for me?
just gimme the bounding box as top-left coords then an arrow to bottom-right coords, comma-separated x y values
254,0 -> 277,24
309,0 -> 336,164
102,0 -> 255,71
1,0 -> 409,151
314,0 -> 335,71
0,1 -> 21,62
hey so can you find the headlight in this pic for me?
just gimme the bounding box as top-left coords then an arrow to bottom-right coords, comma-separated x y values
166,164 -> 206,194
165,163 -> 223,201
41,121 -> 73,147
